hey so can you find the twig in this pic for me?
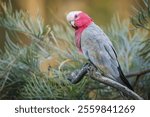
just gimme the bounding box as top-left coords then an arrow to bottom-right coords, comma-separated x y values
133,75 -> 141,88
68,63 -> 144,100
125,69 -> 150,88
127,69 -> 150,88
126,69 -> 150,78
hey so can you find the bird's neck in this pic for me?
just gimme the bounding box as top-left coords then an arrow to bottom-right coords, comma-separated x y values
75,22 -> 93,53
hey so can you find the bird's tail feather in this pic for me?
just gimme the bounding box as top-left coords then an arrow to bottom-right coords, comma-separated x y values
117,66 -> 134,99
118,66 -> 134,91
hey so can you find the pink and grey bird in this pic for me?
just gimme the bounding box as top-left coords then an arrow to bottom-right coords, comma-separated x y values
66,11 -> 133,90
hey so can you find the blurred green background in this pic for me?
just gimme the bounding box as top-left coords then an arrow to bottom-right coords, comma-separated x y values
0,0 -> 138,50
3,0 -> 133,24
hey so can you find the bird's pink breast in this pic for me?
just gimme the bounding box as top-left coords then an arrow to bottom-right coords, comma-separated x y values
74,12 -> 93,53
75,28 -> 84,53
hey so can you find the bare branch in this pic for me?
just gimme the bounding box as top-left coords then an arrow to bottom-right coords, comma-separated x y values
68,63 -> 89,84
68,63 -> 144,100
126,69 -> 150,78
90,72 -> 143,100
133,75 -> 141,88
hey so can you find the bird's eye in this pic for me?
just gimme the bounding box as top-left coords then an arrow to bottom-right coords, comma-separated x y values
74,14 -> 78,19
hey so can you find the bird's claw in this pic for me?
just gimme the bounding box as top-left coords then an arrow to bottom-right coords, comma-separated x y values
87,65 -> 97,78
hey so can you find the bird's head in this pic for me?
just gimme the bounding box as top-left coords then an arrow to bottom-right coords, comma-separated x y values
66,11 -> 93,30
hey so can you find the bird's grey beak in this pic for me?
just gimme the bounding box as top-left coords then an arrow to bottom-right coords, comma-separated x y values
70,21 -> 75,27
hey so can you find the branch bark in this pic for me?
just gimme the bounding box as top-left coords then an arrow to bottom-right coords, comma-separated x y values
67,63 -> 144,100
67,63 -> 89,84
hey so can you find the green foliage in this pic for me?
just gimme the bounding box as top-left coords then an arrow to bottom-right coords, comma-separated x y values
107,15 -> 148,73
0,1 -> 90,100
130,0 -> 150,98
0,1 -> 47,41
106,15 -> 150,99
131,0 -> 150,30
0,1 -> 149,100
0,30 -> 88,100
139,39 -> 150,63
131,0 -> 150,64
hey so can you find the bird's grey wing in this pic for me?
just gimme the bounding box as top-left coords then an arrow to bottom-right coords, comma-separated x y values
81,24 -> 120,81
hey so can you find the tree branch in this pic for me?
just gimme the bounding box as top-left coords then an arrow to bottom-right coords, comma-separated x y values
126,69 -> 150,78
67,63 -> 143,100
90,72 -> 143,100
67,63 -> 89,84
126,69 -> 150,88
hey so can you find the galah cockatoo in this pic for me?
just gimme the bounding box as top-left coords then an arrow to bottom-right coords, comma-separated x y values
66,11 -> 133,91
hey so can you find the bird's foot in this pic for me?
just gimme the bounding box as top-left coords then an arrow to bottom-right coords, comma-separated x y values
87,65 -> 97,78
